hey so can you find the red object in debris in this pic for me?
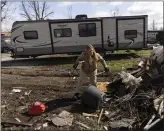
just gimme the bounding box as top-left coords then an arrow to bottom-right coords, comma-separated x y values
28,101 -> 46,115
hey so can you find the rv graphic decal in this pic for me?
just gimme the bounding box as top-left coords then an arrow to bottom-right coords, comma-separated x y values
13,35 -> 27,43
137,32 -> 143,36
32,40 -> 61,47
57,25 -> 67,28
13,36 -> 61,47
11,25 -> 24,33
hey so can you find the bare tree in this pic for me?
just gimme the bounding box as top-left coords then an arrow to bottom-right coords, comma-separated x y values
1,1 -> 8,21
20,1 -> 54,20
111,6 -> 120,17
67,5 -> 72,19
151,20 -> 158,30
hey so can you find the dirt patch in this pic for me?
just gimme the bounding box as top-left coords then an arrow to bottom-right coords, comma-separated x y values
1,65 -> 110,130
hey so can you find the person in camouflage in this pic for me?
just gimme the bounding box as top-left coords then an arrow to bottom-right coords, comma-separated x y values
73,44 -> 110,95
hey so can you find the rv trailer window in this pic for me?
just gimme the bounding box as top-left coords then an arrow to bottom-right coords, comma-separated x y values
78,23 -> 96,37
24,31 -> 38,40
124,30 -> 137,39
54,28 -> 72,37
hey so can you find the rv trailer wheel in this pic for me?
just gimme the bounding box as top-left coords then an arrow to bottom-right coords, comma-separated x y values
31,55 -> 38,59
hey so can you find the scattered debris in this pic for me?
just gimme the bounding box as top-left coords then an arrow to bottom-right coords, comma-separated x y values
104,111 -> 109,115
158,101 -> 163,116
104,109 -> 120,120
16,106 -> 27,113
109,118 -> 135,129
97,82 -> 109,92
144,115 -> 164,130
98,108 -> 104,125
119,71 -> 142,88
11,89 -> 21,93
1,120 -> 32,127
75,121 -> 90,129
12,87 -> 26,89
15,118 -> 21,123
35,124 -> 42,130
51,110 -> 73,127
42,122 -> 48,128
105,98 -> 111,102
103,126 -> 108,130
73,76 -> 76,80
28,101 -> 46,116
25,90 -> 32,96
1,105 -> 6,109
82,112 -> 98,117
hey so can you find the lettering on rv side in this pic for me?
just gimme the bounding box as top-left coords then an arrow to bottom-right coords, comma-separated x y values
57,25 -> 67,28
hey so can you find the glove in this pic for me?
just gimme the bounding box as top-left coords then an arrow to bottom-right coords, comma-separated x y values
104,67 -> 109,72
73,63 -> 78,69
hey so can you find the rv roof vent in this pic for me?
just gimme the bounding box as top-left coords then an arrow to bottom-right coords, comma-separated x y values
75,14 -> 87,19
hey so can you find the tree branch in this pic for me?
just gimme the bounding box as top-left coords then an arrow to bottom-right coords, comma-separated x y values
43,11 -> 54,19
20,1 -> 54,20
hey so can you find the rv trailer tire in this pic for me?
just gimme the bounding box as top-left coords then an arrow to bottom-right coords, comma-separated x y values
31,56 -> 37,59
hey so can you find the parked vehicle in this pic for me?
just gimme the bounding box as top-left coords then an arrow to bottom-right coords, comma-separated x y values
10,15 -> 148,58
1,36 -> 11,53
147,30 -> 164,45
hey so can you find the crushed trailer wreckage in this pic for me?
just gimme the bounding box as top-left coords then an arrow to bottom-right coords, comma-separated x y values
81,46 -> 164,130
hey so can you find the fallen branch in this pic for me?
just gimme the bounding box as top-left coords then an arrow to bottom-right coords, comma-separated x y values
1,120 -> 32,127
158,101 -> 164,116
98,108 -> 104,125
144,115 -> 164,130
75,121 -> 90,129
82,113 -> 98,117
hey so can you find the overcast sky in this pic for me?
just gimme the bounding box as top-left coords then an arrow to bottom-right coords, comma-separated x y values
1,1 -> 163,32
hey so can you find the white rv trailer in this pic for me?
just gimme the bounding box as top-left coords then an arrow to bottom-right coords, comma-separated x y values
10,15 -> 148,58
147,30 -> 164,44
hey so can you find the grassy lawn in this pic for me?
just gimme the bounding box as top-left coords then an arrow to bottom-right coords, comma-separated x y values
60,50 -> 151,73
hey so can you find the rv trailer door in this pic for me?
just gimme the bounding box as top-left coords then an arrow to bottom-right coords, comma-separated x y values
117,19 -> 145,49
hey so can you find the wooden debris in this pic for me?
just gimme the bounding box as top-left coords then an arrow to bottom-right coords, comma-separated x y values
145,114 -> 156,127
75,121 -> 90,129
104,109 -> 120,120
12,87 -> 27,89
158,101 -> 164,116
82,113 -> 98,117
15,118 -> 21,123
1,120 -> 32,127
98,108 -> 104,125
25,90 -> 32,96
144,115 -> 164,130
11,89 -> 21,93
104,126 -> 108,130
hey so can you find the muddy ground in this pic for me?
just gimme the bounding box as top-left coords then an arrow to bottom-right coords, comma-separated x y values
1,53 -> 112,130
